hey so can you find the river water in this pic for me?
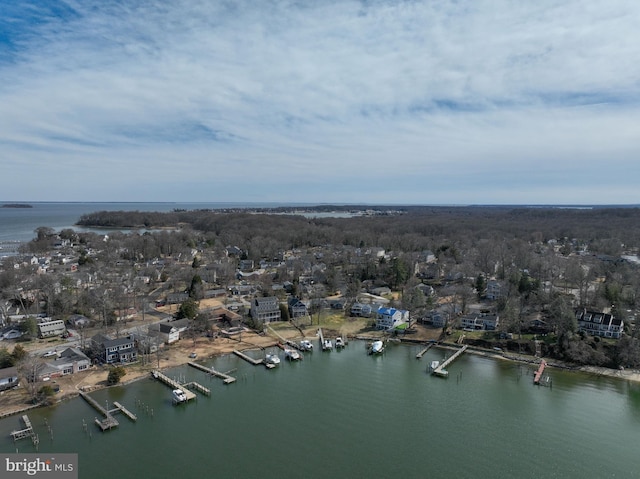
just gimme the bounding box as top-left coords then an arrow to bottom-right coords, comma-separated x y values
1,342 -> 639,478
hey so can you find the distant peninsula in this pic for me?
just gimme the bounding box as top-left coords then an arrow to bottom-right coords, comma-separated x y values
2,203 -> 33,208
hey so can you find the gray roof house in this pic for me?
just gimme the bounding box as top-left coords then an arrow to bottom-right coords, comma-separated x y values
251,297 -> 281,323
91,334 -> 138,364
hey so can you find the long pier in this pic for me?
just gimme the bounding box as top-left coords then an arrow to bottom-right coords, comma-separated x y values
151,371 -> 197,402
432,345 -> 468,377
534,359 -> 547,385
188,361 -> 236,384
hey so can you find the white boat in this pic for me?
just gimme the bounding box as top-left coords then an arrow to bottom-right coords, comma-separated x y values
172,389 -> 187,403
284,349 -> 301,361
322,339 -> 333,350
430,360 -> 440,371
335,337 -> 345,348
299,340 -> 313,351
265,353 -> 280,365
369,340 -> 384,355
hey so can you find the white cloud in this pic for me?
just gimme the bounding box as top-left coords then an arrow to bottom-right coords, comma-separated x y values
1,0 -> 639,203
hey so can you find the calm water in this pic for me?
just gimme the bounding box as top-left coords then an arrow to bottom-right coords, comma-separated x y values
1,342 -> 639,478
0,202 -> 307,256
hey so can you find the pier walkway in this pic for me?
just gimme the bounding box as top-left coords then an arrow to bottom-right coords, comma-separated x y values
534,360 -> 547,385
416,342 -> 435,359
432,345 -> 468,377
188,361 -> 236,384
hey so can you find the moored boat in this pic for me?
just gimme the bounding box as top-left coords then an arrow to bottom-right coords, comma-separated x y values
284,349 -> 301,361
172,389 -> 187,404
335,337 -> 345,348
299,339 -> 313,351
430,360 -> 440,371
265,353 -> 281,366
369,340 -> 384,355
322,339 -> 333,350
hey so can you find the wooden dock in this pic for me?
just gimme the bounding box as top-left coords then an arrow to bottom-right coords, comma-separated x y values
151,371 -> 197,401
188,361 -> 236,384
416,342 -> 435,359
233,349 -> 264,366
80,392 -> 120,431
534,359 -> 547,385
432,345 -> 468,377
183,381 -> 211,396
10,415 -> 37,442
112,402 -> 137,421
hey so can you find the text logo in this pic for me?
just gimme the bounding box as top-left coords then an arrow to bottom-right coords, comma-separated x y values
2,454 -> 77,478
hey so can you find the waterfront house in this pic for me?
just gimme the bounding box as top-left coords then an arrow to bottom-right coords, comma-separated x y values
375,307 -> 409,331
575,309 -> 624,339
91,334 -> 138,364
459,313 -> 499,331
288,297 -> 308,319
39,347 -> 91,379
251,296 -> 281,323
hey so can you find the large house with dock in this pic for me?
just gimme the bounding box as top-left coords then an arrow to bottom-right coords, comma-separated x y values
575,309 -> 624,339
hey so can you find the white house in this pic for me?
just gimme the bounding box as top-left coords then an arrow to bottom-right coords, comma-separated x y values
375,307 -> 410,331
38,319 -> 66,338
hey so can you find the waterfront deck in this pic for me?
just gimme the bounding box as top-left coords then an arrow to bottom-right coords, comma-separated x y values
233,349 -> 264,366
432,345 -> 468,377
188,361 -> 237,384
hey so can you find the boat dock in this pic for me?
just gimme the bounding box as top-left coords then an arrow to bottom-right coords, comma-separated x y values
317,328 -> 325,347
233,349 -> 266,366
112,402 -> 137,421
432,345 -> 468,377
80,392 -> 120,431
416,342 -> 435,358
534,359 -> 547,385
188,361 -> 236,384
151,371 -> 197,401
10,415 -> 38,444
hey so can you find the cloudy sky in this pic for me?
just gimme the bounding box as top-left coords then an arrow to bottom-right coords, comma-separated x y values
1,0 -> 639,204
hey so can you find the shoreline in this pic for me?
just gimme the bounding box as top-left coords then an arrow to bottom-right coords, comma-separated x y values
2,334 -> 639,420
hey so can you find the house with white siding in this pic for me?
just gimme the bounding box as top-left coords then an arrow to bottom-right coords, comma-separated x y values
375,307 -> 409,331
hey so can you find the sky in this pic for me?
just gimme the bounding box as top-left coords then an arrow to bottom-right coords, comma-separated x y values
1,0 -> 639,205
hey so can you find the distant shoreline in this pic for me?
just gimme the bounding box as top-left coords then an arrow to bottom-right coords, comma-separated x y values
2,203 -> 32,208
